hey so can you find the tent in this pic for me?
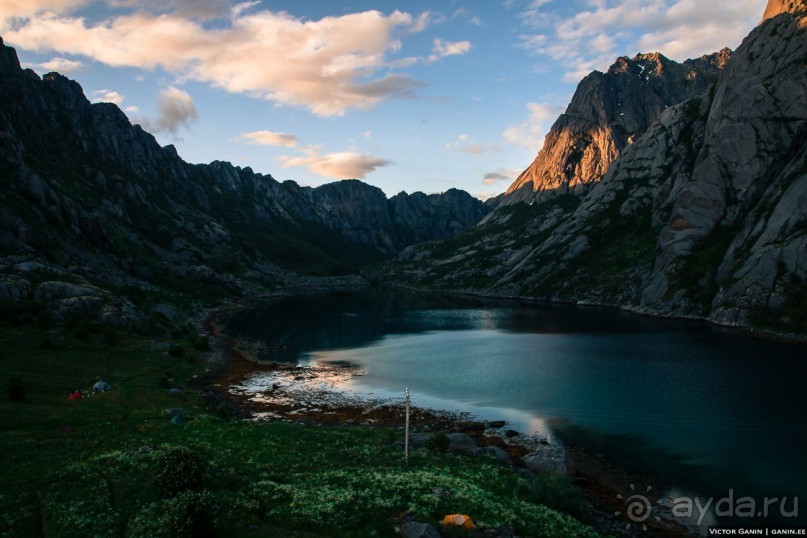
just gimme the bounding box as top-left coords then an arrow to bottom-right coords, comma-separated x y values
440,514 -> 476,530
68,390 -> 82,400
93,380 -> 111,393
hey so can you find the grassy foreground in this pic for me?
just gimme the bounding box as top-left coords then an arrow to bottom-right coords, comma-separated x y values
0,320 -> 598,537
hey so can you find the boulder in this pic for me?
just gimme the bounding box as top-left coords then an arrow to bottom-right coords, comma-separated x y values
0,277 -> 31,302
33,281 -> 104,302
399,522 -> 440,538
446,433 -> 477,453
471,445 -> 513,465
456,420 -> 485,431
521,444 -> 567,475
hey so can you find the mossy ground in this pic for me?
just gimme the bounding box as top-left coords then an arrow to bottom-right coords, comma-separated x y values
0,320 -> 598,537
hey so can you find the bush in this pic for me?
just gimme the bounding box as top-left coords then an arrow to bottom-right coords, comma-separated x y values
527,472 -> 584,519
153,446 -> 205,496
168,345 -> 185,357
191,334 -> 210,351
6,376 -> 26,402
101,326 -> 120,347
215,401 -> 236,421
166,490 -> 218,537
0,301 -> 42,325
129,490 -> 218,538
424,432 -> 450,453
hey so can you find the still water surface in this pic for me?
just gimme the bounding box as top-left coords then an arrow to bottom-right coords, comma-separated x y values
221,289 -> 807,515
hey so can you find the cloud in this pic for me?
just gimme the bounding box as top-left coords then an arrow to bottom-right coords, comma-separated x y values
105,0 -> 233,20
407,10 -> 445,33
280,149 -> 392,180
519,0 -> 764,83
446,133 -> 495,154
430,38 -> 472,61
451,8 -> 483,26
141,86 -> 197,134
482,168 -> 521,186
3,6 -> 438,117
502,102 -> 563,152
24,56 -> 85,74
0,0 -> 89,31
237,130 -> 298,147
235,129 -> 389,179
92,89 -> 125,105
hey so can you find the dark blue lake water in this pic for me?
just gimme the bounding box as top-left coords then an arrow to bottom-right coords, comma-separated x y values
221,289 -> 807,525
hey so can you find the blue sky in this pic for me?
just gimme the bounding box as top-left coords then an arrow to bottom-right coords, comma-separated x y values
1,0 -> 765,199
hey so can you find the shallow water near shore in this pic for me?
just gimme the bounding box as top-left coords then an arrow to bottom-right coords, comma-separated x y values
220,288 -> 807,527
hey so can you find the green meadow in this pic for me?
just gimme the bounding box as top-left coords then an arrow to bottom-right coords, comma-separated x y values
0,318 -> 597,537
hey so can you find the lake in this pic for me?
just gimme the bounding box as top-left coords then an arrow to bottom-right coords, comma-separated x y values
220,288 -> 807,526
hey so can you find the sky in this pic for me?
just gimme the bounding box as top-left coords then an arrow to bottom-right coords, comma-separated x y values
1,0 -> 766,199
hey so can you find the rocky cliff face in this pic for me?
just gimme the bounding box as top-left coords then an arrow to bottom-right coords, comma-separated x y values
384,0 -> 807,336
0,36 -> 488,326
762,0 -> 807,20
503,49 -> 730,206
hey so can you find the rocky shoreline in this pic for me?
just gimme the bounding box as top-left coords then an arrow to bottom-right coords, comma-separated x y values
384,284 -> 807,346
201,304 -> 696,537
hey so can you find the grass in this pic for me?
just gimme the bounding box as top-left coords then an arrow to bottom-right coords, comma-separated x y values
0,320 -> 598,538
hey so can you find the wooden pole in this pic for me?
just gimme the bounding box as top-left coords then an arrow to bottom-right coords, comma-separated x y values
405,387 -> 410,466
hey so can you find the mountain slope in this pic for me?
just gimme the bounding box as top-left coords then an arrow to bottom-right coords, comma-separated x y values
0,36 -> 488,326
503,49 -> 730,206
383,1 -> 807,335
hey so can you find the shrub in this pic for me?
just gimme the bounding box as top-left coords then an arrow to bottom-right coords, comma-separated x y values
129,490 -> 218,538
158,371 -> 173,388
6,376 -> 26,402
527,472 -> 584,519
168,345 -> 185,357
101,326 -> 120,347
191,334 -> 210,351
166,490 -> 218,537
153,446 -> 205,496
215,401 -> 236,421
424,432 -> 450,453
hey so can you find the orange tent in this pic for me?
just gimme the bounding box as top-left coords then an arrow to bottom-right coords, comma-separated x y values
440,514 -> 476,530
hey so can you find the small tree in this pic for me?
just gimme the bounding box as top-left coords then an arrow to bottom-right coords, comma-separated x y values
153,446 -> 205,496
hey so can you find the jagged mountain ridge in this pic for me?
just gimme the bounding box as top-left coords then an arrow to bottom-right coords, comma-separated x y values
502,49 -> 731,206
384,0 -> 807,335
0,36 -> 488,325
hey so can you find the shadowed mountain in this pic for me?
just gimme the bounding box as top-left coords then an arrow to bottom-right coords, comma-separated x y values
0,36 -> 488,326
